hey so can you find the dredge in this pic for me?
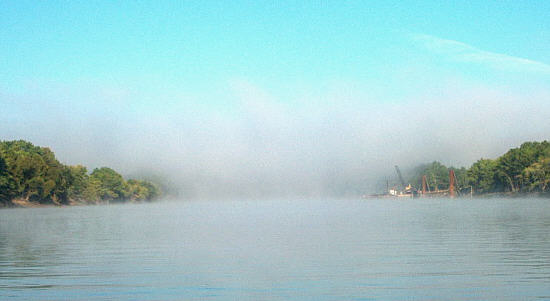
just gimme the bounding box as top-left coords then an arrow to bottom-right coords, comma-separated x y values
365,165 -> 466,199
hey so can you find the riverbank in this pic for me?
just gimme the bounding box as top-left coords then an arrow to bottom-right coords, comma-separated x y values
472,191 -> 550,199
0,197 -> 159,209
404,141 -> 550,197
1,140 -> 162,207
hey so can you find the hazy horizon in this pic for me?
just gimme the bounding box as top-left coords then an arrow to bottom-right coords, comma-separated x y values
2,2 -> 549,199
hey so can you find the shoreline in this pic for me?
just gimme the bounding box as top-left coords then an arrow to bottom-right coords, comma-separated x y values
362,191 -> 550,200
0,198 -> 155,209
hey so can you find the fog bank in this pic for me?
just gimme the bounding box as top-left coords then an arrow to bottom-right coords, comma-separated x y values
2,81 -> 550,199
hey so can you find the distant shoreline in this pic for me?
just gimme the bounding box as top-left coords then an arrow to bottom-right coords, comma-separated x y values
1,198 -> 139,209
1,197 -> 161,209
1,140 -> 162,208
396,141 -> 550,199
363,191 -> 550,200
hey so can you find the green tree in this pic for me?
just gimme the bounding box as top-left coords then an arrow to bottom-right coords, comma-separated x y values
0,140 -> 162,205
453,167 -> 468,189
467,159 -> 498,193
128,179 -> 161,201
409,161 -> 450,191
82,177 -> 102,202
522,157 -> 550,192
0,140 -> 70,204
0,155 -> 16,205
495,141 -> 550,192
67,165 -> 89,200
89,167 -> 129,201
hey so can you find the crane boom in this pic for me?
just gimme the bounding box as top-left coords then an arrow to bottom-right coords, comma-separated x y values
395,165 -> 406,189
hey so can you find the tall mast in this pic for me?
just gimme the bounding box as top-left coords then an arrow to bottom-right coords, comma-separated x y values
449,169 -> 456,198
395,165 -> 406,190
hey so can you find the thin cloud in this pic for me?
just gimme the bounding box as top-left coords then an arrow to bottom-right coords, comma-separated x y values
412,34 -> 550,74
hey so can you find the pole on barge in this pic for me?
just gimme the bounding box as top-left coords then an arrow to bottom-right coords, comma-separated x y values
449,170 -> 456,198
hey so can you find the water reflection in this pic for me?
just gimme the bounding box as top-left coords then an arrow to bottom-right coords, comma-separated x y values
1,199 -> 550,300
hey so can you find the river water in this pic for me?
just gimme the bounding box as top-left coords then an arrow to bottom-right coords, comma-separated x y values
1,198 -> 550,300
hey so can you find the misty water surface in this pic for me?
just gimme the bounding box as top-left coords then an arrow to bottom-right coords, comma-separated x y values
1,198 -> 550,300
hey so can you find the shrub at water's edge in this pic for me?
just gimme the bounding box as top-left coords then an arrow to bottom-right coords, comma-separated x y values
0,140 -> 161,207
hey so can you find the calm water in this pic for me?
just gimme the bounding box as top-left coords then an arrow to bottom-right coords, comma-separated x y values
1,198 -> 550,300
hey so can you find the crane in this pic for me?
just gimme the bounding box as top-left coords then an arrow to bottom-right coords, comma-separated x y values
394,165 -> 406,190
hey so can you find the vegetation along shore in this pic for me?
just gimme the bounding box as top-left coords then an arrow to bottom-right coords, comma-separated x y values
2,139 -> 549,207
0,140 -> 160,208
406,141 -> 550,197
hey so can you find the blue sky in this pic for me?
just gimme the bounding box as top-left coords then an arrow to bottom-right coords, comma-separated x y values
2,1 -> 548,104
1,1 -> 550,197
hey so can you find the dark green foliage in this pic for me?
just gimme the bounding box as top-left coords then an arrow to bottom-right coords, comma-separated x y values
522,157 -> 550,192
89,167 -> 129,201
454,167 -> 468,189
0,140 -> 71,204
410,141 -> 550,195
409,161 -> 467,191
127,179 -> 161,201
67,165 -> 89,200
0,140 -> 161,206
467,159 -> 498,193
495,141 -> 550,192
0,155 -> 17,205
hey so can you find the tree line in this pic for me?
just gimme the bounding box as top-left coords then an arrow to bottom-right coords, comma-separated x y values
408,141 -> 550,195
0,140 -> 160,207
